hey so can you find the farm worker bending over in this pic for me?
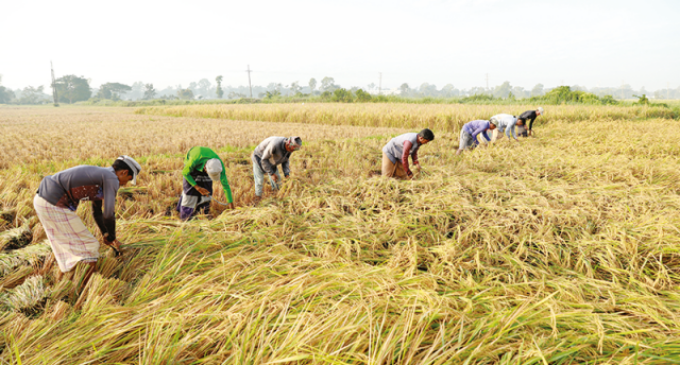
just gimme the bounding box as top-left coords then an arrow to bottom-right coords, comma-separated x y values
382,128 -> 435,179
516,107 -> 544,137
489,114 -> 524,142
35,156 -> 142,286
252,136 -> 302,201
178,146 -> 234,220
457,120 -> 496,155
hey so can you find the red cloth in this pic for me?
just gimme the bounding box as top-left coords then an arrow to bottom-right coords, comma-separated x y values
401,140 -> 419,176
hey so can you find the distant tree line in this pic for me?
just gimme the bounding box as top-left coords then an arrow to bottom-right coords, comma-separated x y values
2,72 -> 680,105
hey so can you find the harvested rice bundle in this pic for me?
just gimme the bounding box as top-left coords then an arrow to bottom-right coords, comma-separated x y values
0,242 -> 51,276
0,223 -> 33,251
1,275 -> 50,317
0,266 -> 33,290
0,209 -> 15,230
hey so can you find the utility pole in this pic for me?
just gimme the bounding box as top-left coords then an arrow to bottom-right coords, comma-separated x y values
379,72 -> 382,95
621,80 -> 625,99
50,61 -> 59,107
246,65 -> 253,98
485,73 -> 489,91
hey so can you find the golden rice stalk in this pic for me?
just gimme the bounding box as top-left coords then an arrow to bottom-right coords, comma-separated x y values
1,275 -> 50,317
0,242 -> 51,276
48,300 -> 70,321
0,209 -> 15,230
0,266 -> 33,290
0,224 -> 32,251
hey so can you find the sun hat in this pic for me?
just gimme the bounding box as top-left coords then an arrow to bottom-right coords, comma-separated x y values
117,155 -> 141,185
537,107 -> 544,115
204,158 -> 223,182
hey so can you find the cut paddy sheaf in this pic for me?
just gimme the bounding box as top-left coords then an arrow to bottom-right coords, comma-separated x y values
1,105 -> 680,363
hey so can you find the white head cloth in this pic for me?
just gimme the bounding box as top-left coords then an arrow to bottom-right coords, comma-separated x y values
205,158 -> 223,181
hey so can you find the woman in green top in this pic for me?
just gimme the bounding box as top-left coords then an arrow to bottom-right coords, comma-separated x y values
177,146 -> 234,220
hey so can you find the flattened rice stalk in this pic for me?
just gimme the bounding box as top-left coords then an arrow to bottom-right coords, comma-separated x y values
1,275 -> 50,316
0,242 -> 51,276
1,106 -> 680,363
0,223 -> 32,251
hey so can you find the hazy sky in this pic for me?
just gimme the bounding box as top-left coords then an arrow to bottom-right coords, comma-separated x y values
1,0 -> 679,91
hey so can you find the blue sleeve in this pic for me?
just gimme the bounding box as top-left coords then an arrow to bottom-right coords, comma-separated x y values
481,131 -> 490,142
471,127 -> 482,139
470,128 -> 481,145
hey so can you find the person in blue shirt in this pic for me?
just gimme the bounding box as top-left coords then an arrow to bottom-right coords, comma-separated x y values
457,120 -> 496,155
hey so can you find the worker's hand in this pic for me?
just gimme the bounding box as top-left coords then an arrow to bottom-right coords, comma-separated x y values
195,186 -> 210,196
528,130 -> 533,137
271,174 -> 278,183
414,163 -> 422,172
285,174 -> 290,179
104,239 -> 122,256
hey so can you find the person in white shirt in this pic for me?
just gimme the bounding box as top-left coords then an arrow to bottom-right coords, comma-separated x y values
489,114 -> 525,142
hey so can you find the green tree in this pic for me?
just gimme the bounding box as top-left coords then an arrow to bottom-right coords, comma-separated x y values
321,77 -> 337,92
441,84 -> 456,97
531,84 -> 544,97
215,76 -> 224,99
55,75 -> 91,103
633,94 -> 650,105
97,82 -> 132,100
264,90 -> 281,99
308,78 -> 317,95
0,75 -> 15,104
177,88 -> 194,100
130,82 -> 144,100
493,81 -> 512,98
143,84 -> 156,100
332,88 -> 353,102
0,86 -> 15,104
355,89 -> 372,102
511,86 -> 526,99
419,83 -> 437,97
399,83 -> 410,96
290,81 -> 301,95
197,79 -> 211,98
19,86 -> 47,104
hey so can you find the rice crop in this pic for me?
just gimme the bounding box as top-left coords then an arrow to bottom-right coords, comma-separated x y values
135,102 -> 677,131
0,241 -> 51,276
1,275 -> 50,316
0,223 -> 32,251
0,105 -> 680,363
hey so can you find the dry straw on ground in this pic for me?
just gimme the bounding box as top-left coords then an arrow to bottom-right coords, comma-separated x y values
0,105 -> 680,363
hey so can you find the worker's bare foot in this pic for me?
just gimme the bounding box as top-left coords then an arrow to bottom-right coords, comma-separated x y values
253,196 -> 262,205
